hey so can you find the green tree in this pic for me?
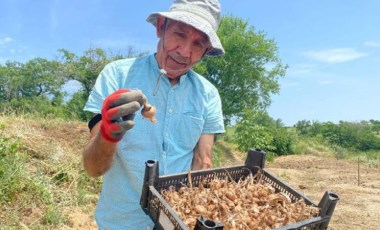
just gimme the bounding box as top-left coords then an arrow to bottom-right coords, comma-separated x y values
194,16 -> 287,124
21,58 -> 65,98
302,120 -> 380,151
0,58 -> 66,115
369,119 -> 380,135
0,61 -> 24,102
234,110 -> 296,155
65,91 -> 93,121
60,47 -> 147,120
271,127 -> 296,155
0,58 -> 64,101
295,120 -> 312,135
60,47 -> 146,97
234,110 -> 275,152
59,48 -> 111,96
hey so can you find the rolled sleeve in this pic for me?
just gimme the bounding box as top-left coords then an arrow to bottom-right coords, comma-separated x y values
202,88 -> 225,134
84,62 -> 122,113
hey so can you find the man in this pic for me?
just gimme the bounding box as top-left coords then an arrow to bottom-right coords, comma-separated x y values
82,0 -> 225,228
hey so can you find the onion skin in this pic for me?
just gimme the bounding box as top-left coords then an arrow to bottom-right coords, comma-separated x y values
141,103 -> 157,123
160,172 -> 320,229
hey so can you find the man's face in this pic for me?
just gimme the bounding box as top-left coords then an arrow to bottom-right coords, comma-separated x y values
156,17 -> 211,79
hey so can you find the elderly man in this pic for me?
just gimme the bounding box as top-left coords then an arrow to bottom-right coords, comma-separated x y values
82,0 -> 225,228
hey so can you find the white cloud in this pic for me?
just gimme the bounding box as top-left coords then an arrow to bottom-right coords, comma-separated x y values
364,41 -> 380,48
287,64 -> 316,76
0,37 -> 13,46
304,48 -> 368,63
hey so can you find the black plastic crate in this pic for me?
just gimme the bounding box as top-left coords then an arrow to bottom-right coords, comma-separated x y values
140,149 -> 339,230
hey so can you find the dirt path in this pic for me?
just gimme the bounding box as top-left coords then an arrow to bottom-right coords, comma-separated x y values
266,155 -> 380,230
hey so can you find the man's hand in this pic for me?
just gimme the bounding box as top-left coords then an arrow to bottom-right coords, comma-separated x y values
100,89 -> 147,142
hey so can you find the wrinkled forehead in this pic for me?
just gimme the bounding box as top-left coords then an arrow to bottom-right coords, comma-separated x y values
166,19 -> 211,43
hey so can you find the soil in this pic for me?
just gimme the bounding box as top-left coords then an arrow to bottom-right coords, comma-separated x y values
59,208 -> 98,230
266,155 -> 380,230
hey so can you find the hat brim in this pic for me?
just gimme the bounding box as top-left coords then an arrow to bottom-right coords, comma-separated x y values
147,12 -> 224,56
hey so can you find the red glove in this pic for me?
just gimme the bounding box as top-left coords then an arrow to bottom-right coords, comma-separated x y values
100,89 -> 147,142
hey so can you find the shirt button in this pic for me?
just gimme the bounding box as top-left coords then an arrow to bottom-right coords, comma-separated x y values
168,109 -> 173,113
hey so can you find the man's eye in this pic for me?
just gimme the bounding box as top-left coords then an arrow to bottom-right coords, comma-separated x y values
175,32 -> 186,38
194,41 -> 206,49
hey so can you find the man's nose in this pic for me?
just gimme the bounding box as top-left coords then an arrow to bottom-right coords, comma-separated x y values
177,40 -> 192,58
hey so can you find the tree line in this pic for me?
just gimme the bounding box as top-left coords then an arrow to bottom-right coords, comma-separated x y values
295,120 -> 380,151
0,16 -> 286,124
1,16 -> 378,154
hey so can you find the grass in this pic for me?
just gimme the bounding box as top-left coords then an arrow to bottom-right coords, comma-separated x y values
0,137 -> 52,228
288,135 -> 380,166
213,126 -> 247,167
339,149 -> 380,168
292,137 -> 334,156
42,205 -> 64,226
0,114 -> 101,229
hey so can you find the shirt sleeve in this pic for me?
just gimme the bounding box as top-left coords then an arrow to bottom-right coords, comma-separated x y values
202,87 -> 225,134
83,62 -> 120,114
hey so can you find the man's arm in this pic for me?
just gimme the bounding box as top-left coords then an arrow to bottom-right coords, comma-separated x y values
191,133 -> 215,170
83,121 -> 117,177
82,89 -> 148,177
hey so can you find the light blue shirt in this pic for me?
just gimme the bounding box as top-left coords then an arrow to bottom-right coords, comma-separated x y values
84,54 -> 225,229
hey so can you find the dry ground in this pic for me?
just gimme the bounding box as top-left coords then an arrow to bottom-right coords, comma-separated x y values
266,155 -> 380,230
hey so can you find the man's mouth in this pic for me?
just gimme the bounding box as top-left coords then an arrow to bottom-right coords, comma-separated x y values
168,53 -> 190,65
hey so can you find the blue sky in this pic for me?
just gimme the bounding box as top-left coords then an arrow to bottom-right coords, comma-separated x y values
1,0 -> 379,126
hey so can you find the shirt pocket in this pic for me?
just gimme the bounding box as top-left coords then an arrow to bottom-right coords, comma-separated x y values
174,112 -> 205,151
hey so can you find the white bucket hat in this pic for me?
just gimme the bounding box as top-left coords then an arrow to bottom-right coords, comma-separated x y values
147,0 -> 225,56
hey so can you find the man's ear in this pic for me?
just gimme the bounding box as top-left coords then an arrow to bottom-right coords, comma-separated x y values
156,15 -> 165,37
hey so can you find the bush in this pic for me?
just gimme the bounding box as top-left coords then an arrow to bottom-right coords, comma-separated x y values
295,120 -> 380,152
271,127 -> 296,155
234,110 -> 275,152
234,110 -> 296,155
1,97 -> 68,119
64,91 -> 93,121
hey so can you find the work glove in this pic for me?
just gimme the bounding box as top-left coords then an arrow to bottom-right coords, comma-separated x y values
100,89 -> 147,143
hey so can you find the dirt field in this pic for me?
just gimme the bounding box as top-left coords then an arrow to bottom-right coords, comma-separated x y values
267,155 -> 380,230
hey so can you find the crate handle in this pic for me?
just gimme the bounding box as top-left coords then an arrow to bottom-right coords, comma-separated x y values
317,191 -> 339,229
245,148 -> 266,168
140,160 -> 159,212
195,216 -> 224,230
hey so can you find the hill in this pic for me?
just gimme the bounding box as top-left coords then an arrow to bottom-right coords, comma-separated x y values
0,115 -> 379,229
